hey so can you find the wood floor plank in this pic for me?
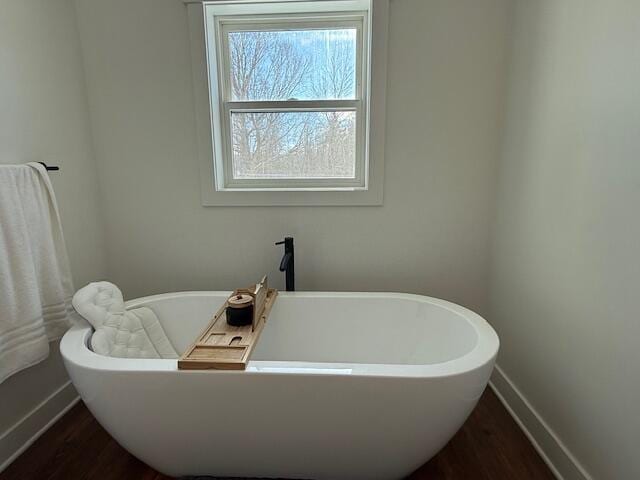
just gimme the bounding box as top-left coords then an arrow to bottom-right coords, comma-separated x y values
0,388 -> 554,480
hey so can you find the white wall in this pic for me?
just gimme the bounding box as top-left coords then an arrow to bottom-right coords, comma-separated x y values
0,0 -> 106,459
4,1 -> 638,478
490,1 -> 640,478
74,0 -> 511,315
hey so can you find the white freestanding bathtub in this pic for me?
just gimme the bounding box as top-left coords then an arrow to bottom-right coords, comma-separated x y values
61,291 -> 499,480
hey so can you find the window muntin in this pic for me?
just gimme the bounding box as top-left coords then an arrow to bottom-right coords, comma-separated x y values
205,4 -> 370,191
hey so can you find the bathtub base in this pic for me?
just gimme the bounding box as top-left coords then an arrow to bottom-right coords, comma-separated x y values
77,370 -> 486,480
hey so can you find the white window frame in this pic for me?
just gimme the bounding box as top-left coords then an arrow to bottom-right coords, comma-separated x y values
186,0 -> 388,206
214,15 -> 368,191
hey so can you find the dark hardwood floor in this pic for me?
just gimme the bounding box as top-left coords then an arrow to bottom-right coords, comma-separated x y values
1,388 -> 554,480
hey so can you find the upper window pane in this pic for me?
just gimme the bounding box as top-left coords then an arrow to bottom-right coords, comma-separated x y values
227,28 -> 357,101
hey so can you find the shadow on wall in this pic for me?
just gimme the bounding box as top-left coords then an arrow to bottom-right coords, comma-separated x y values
489,1 -> 640,479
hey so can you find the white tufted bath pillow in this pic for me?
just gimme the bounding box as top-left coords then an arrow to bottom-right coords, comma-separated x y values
72,282 -> 178,359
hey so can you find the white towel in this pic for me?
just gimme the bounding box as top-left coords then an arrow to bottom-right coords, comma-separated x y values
72,282 -> 178,359
0,162 -> 75,383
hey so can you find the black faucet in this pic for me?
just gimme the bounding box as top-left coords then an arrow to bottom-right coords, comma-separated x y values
275,237 -> 295,291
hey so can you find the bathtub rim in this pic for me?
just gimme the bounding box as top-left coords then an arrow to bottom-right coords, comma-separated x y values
61,291 -> 499,379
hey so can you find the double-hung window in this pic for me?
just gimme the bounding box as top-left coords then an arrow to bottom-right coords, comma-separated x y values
204,0 -> 371,192
189,0 -> 387,205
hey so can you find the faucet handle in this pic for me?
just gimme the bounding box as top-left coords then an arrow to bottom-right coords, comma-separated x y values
275,240 -> 285,246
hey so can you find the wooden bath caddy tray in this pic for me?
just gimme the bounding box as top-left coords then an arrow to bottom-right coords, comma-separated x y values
178,276 -> 278,371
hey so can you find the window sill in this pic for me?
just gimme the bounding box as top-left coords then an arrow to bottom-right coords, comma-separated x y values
200,184 -> 383,207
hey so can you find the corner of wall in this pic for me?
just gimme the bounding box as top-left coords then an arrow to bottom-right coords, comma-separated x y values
490,366 -> 592,480
0,382 -> 79,473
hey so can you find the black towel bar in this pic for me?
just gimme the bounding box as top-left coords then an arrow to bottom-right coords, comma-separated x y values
37,162 -> 60,171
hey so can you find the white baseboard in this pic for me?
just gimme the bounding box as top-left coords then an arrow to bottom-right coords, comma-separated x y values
0,380 -> 80,473
490,365 -> 592,480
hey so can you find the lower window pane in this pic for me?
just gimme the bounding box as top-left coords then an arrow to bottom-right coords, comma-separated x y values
230,111 -> 356,180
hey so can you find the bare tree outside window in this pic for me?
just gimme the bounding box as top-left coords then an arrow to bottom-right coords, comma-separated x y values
228,29 -> 358,180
